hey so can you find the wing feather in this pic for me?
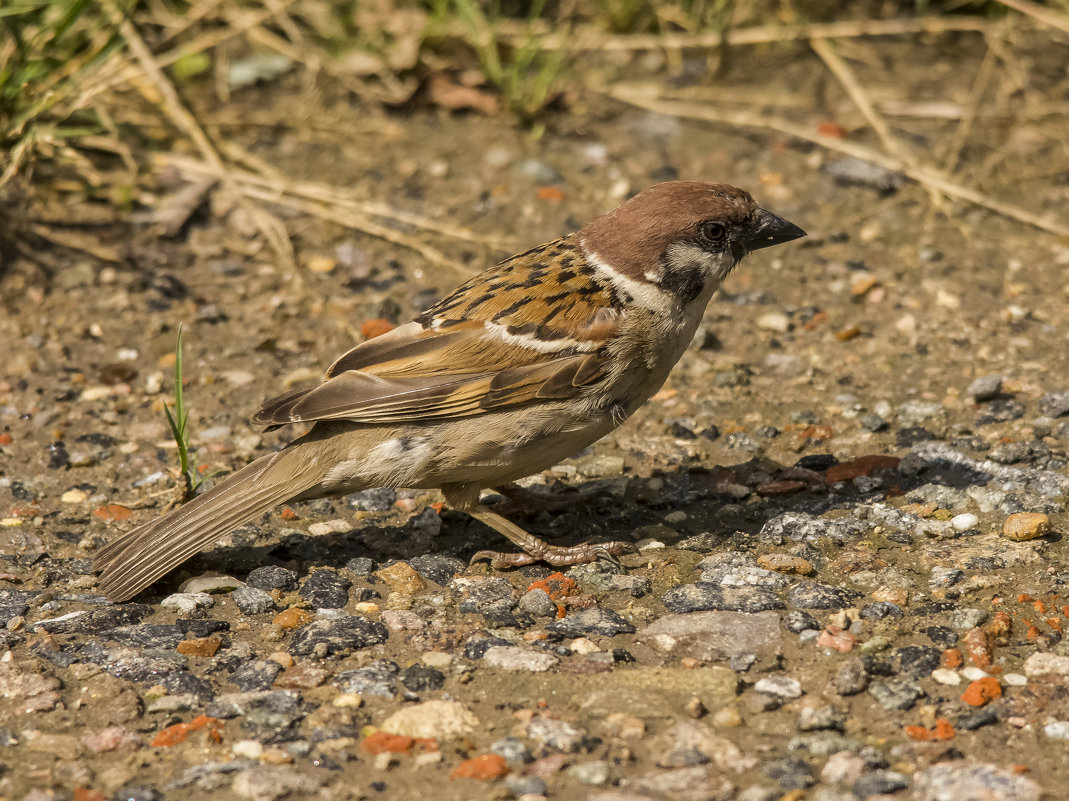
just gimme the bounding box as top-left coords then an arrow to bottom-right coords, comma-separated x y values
251,234 -> 621,428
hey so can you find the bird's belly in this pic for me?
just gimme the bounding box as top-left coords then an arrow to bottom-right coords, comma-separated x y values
411,410 -> 618,488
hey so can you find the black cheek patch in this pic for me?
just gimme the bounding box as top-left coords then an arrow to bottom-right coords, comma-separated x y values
660,265 -> 706,303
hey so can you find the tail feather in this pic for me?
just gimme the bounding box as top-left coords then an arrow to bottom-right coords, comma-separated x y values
94,448 -> 325,602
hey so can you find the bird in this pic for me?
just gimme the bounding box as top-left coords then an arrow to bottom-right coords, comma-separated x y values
94,181 -> 805,602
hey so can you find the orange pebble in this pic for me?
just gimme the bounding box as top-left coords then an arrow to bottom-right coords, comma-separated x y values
942,648 -> 963,668
0,433 -> 12,445
905,718 -> 955,741
361,732 -> 415,754
73,790 -> 108,801
273,608 -> 314,629
280,507 -> 298,520
361,318 -> 395,340
152,715 -> 222,747
527,572 -> 578,601
450,754 -> 510,780
536,186 -> 565,203
961,677 -> 1002,707
93,504 -> 134,521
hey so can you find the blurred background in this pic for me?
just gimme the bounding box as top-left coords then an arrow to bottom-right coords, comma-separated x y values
2,5 -> 1069,798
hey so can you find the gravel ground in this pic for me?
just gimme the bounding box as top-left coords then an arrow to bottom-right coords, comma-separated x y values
2,31 -> 1069,801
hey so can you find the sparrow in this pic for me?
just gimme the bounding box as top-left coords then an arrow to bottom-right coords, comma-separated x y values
94,181 -> 805,602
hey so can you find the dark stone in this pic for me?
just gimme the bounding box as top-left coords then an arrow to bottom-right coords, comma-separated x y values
288,616 -> 388,656
246,565 -> 298,591
860,413 -> 888,432
0,604 -> 29,626
860,602 -> 904,621
785,610 -> 819,633
400,665 -> 445,692
868,679 -> 923,710
408,554 -> 466,586
788,582 -> 858,610
105,624 -> 184,649
452,577 -> 518,616
853,770 -> 909,797
834,658 -> 869,696
299,570 -> 352,609
668,422 -> 698,440
926,626 -> 958,647
955,707 -> 999,731
663,583 -> 785,614
699,424 -> 721,441
231,659 -> 284,692
345,557 -> 375,578
547,607 -> 636,637
464,634 -> 512,660
762,756 -> 816,789
1040,391 -> 1069,418
795,454 -> 838,471
233,585 -> 276,615
162,671 -> 214,701
347,487 -> 397,511
896,427 -> 935,447
176,618 -> 229,637
47,441 -> 70,469
335,660 -> 399,696
31,604 -> 151,634
730,653 -> 757,672
989,440 -> 1050,465
84,646 -> 189,683
112,788 -> 163,801
976,399 -> 1025,424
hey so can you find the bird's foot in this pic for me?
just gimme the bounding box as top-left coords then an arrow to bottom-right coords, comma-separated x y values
471,539 -> 634,569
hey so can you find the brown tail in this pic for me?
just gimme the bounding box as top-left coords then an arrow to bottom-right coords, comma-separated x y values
94,445 -> 328,602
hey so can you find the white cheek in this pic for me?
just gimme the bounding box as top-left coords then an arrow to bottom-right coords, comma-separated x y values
581,239 -> 674,314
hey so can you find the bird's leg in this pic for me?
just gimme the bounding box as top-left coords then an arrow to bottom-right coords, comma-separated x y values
442,484 -> 633,569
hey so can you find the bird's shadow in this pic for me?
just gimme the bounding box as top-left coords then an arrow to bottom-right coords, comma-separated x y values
130,440 -> 1049,601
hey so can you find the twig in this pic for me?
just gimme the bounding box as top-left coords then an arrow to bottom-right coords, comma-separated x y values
810,37 -> 947,216
607,84 -> 1069,239
165,152 -> 511,251
241,187 -> 473,276
992,0 -> 1069,35
810,37 -> 903,159
939,29 -> 1001,174
494,16 -> 996,52
100,0 -> 295,267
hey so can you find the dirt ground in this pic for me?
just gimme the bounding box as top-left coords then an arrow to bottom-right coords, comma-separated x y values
2,23 -> 1069,801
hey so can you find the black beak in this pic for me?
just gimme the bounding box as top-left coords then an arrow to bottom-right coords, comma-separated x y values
745,208 -> 806,252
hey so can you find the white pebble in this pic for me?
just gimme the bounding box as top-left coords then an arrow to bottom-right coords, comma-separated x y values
160,592 -> 214,613
754,676 -> 803,699
961,666 -> 987,681
1003,672 -> 1028,686
757,312 -> 790,333
931,669 -> 961,685
951,513 -> 979,531
1044,721 -> 1069,740
231,740 -> 264,760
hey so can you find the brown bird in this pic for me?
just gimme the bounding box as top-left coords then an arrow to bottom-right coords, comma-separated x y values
94,181 -> 805,602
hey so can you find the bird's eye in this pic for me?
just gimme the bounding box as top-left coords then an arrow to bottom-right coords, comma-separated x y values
701,221 -> 726,242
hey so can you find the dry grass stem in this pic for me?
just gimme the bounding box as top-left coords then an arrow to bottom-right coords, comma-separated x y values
938,30 -> 1002,174
102,0 -> 295,267
609,84 -> 1069,239
166,152 -> 510,251
499,16 -> 996,52
162,154 -> 477,276
810,37 -> 948,215
992,0 -> 1069,35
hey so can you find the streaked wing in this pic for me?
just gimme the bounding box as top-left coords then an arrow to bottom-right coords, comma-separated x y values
252,235 -> 620,427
